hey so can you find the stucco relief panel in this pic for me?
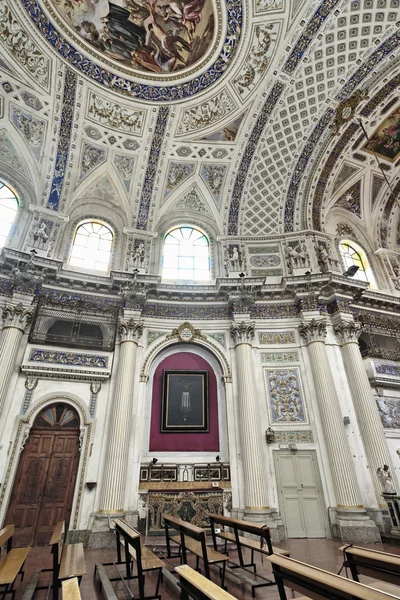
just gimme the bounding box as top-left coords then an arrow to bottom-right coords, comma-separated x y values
264,366 -> 308,425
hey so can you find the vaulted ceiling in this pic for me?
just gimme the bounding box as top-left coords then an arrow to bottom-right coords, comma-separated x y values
0,0 -> 399,251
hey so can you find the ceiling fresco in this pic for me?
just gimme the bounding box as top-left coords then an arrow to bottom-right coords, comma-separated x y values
50,0 -> 216,74
362,105 -> 400,162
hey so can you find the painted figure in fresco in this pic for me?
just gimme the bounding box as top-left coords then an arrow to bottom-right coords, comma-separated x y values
146,4 -> 192,67
101,3 -> 146,57
377,465 -> 396,494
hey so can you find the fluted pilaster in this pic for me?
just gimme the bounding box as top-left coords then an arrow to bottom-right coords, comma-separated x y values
230,321 -> 269,510
99,318 -> 143,512
334,320 -> 395,506
299,319 -> 363,508
0,303 -> 33,417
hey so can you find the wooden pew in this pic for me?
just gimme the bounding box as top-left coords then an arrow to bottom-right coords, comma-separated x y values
339,545 -> 400,596
37,521 -> 86,600
163,515 -> 229,587
209,514 -> 289,596
61,578 -> 81,600
267,553 -> 399,600
175,564 -> 238,600
0,524 -> 30,600
95,518 -> 164,600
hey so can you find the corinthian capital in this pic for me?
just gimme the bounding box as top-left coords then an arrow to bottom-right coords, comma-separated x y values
2,303 -> 33,331
299,318 -> 327,344
230,321 -> 255,346
334,321 -> 362,345
119,318 -> 143,343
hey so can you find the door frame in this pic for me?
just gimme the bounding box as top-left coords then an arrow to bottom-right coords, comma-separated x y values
0,394 -> 92,534
273,449 -> 329,538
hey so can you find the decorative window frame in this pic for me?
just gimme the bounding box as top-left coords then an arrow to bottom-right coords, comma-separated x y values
64,216 -> 119,274
338,238 -> 377,288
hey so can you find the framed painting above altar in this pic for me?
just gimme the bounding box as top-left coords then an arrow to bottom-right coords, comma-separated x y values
161,370 -> 209,433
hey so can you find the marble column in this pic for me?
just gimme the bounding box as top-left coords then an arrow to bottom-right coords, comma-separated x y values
230,321 -> 270,517
334,320 -> 395,508
299,319 -> 380,542
99,318 -> 143,513
0,303 -> 33,418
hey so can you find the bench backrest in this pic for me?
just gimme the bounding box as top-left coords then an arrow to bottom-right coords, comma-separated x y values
208,513 -> 273,554
114,518 -> 146,599
340,545 -> 400,586
175,564 -> 238,600
50,521 -> 65,565
268,554 -> 395,600
0,524 -> 14,553
163,515 -> 206,543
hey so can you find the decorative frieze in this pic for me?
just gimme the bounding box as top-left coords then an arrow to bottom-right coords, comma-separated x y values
230,321 -> 255,345
258,331 -> 295,344
29,349 -> 108,369
119,319 -> 143,344
261,351 -> 299,363
2,304 -> 33,331
147,331 -> 165,346
274,430 -> 314,443
375,364 -> 400,377
264,367 -> 307,424
299,319 -> 327,344
87,92 -> 144,134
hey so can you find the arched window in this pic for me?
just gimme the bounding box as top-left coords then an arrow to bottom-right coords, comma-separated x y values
0,181 -> 18,249
69,220 -> 113,272
339,240 -> 376,287
162,226 -> 210,281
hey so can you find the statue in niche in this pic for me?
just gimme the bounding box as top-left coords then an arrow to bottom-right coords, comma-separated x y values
391,264 -> 400,291
285,240 -> 309,272
32,221 -> 49,250
229,246 -> 240,271
131,242 -> 145,267
316,241 -> 337,273
377,465 -> 396,494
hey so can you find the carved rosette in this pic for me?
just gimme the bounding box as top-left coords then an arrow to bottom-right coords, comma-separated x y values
298,319 -> 327,344
334,321 -> 362,345
230,321 -> 255,346
119,319 -> 143,343
2,304 -> 33,331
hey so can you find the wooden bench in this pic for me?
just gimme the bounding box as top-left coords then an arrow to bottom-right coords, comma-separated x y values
61,578 -> 81,600
94,563 -> 118,600
175,564 -> 238,600
37,521 -> 86,600
163,515 -> 229,587
0,524 -> 30,600
339,544 -> 400,597
267,553 -> 399,600
209,514 -> 289,596
95,518 -> 164,600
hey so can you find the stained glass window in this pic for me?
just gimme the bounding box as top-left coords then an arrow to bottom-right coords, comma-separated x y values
69,221 -> 113,272
162,226 -> 210,281
339,240 -> 376,287
0,181 -> 18,249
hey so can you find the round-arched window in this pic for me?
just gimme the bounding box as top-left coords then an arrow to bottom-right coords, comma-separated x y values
33,403 -> 80,429
162,226 -> 210,281
69,220 -> 113,272
0,181 -> 18,249
339,240 -> 376,287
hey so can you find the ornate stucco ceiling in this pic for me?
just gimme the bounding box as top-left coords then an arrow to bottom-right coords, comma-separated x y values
0,0 -> 399,251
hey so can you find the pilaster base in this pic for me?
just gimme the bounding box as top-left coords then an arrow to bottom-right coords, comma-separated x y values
242,507 -> 285,542
329,508 -> 381,543
87,511 -> 139,548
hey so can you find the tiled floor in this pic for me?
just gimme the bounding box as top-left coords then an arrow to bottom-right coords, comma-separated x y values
9,538 -> 400,600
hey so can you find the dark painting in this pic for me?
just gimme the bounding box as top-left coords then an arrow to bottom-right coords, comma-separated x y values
161,370 -> 208,432
362,106 -> 400,162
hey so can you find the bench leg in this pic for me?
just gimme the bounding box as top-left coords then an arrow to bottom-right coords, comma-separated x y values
154,568 -> 162,598
220,562 -> 227,590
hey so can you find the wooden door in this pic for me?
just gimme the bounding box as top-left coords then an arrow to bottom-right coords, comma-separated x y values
5,404 -> 80,546
274,451 -> 326,538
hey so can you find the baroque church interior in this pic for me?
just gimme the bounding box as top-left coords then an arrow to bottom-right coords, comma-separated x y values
0,0 -> 400,596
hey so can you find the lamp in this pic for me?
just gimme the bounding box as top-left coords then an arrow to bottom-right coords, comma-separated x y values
215,455 -> 221,462
265,427 -> 275,444
151,457 -> 158,465
343,265 -> 359,277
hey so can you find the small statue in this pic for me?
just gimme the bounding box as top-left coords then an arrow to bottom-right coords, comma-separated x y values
377,465 -> 396,494
230,247 -> 240,271
32,221 -> 49,249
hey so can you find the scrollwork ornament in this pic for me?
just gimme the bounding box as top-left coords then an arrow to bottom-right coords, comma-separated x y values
119,319 -> 143,343
298,319 -> 327,344
230,321 -> 255,345
2,304 -> 33,331
334,321 -> 362,345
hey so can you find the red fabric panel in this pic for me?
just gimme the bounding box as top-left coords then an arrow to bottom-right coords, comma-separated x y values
149,352 -> 220,451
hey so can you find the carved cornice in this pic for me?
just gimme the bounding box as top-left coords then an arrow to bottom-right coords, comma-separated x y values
298,319 -> 327,344
230,321 -> 255,346
334,321 -> 362,345
2,303 -> 33,331
119,319 -> 143,343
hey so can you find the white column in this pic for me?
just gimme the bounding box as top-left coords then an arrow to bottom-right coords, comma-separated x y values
334,321 -> 395,506
230,321 -> 269,512
0,303 -> 33,417
99,318 -> 143,513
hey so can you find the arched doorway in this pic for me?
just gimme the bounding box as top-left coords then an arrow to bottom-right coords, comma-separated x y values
5,403 -> 80,546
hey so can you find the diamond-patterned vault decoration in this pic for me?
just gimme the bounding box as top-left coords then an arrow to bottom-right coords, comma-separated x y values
334,180 -> 362,218
163,161 -> 196,200
332,163 -> 361,195
171,185 -> 211,215
200,164 -> 228,207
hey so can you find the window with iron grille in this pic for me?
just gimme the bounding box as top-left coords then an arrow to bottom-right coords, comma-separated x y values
29,298 -> 119,352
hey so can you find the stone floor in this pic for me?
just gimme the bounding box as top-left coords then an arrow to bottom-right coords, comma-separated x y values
9,538 -> 400,599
